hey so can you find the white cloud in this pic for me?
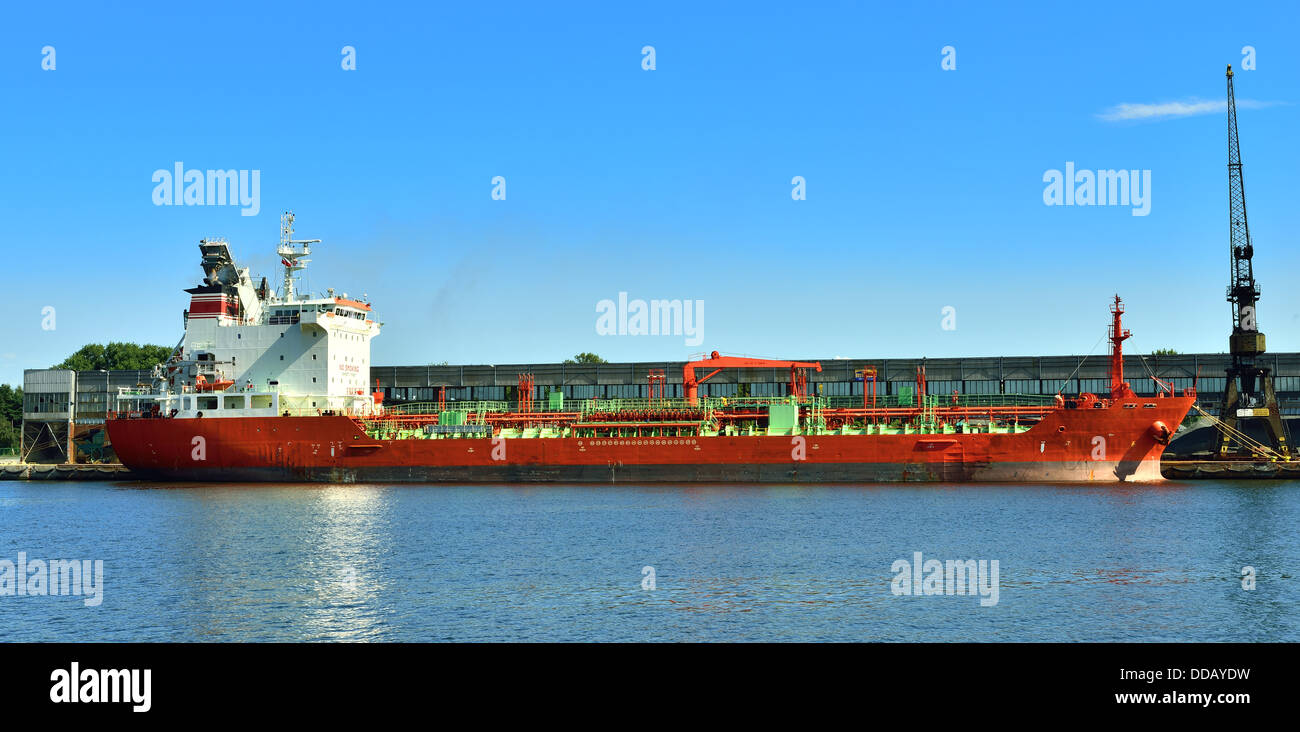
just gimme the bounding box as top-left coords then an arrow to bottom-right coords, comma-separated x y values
1097,97 -> 1281,122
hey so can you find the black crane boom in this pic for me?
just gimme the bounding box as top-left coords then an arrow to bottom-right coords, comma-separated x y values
1217,64 -> 1289,459
1226,65 -> 1262,347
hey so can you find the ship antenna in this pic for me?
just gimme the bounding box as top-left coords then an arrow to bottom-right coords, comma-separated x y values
277,211 -> 321,302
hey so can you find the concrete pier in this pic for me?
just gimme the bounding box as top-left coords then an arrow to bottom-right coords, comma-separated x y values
1162,460 -> 1300,480
0,463 -> 132,481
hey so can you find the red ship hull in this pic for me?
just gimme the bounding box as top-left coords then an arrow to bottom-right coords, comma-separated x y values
107,396 -> 1193,483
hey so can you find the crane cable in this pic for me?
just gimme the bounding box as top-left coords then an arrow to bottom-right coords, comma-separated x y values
1139,355 -> 1287,461
1054,332 -> 1108,396
1189,402 -> 1285,460
1137,354 -> 1174,395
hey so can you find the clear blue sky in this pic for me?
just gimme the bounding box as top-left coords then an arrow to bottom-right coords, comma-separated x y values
1,1 -> 1298,385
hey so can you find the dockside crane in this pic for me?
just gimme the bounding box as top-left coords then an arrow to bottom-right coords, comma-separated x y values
1217,64 -> 1289,459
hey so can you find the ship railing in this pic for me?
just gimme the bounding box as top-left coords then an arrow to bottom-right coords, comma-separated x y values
385,401 -> 510,416
946,393 -> 1058,407
820,393 -> 1057,409
577,397 -> 704,414
377,393 -> 1059,416
379,395 -> 844,416
705,395 -> 825,410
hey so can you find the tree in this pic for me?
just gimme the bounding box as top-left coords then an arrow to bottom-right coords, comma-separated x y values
0,384 -> 21,425
0,385 -> 21,450
1152,348 -> 1179,356
564,352 -> 608,365
52,342 -> 172,371
0,420 -> 17,451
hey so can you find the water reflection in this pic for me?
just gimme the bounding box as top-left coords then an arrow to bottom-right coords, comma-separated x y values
0,480 -> 1296,641
157,483 -> 395,641
297,485 -> 393,641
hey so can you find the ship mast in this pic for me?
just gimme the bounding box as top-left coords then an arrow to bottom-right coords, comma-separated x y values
1217,65 -> 1289,458
1108,295 -> 1133,400
277,211 -> 320,302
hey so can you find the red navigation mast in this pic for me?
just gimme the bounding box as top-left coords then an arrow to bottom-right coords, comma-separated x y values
1108,295 -> 1135,400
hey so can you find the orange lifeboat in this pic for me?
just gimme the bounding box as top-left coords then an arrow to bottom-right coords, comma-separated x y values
193,374 -> 235,393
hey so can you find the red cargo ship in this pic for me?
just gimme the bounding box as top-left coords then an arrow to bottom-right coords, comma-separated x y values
108,216 -> 1194,483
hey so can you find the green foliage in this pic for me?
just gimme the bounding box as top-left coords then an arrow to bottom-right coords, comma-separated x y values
53,342 -> 172,371
0,384 -> 20,450
0,384 -> 21,425
564,352 -> 608,365
1151,348 -> 1179,356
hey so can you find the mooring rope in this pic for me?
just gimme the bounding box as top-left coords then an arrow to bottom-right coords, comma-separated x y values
1189,402 -> 1285,460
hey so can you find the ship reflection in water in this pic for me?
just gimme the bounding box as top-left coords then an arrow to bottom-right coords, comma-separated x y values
169,484 -> 397,642
0,481 -> 1296,642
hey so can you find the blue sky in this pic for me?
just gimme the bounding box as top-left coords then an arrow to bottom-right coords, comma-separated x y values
1,1 -> 1298,385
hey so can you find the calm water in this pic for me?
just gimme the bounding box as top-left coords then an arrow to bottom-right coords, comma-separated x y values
0,480 -> 1296,642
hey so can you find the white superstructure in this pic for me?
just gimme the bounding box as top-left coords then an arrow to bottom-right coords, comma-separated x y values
116,213 -> 382,419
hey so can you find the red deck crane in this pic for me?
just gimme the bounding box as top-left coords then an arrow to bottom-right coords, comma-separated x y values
682,351 -> 822,405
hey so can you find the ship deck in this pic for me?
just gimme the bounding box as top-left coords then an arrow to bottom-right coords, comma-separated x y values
356,393 -> 1072,441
